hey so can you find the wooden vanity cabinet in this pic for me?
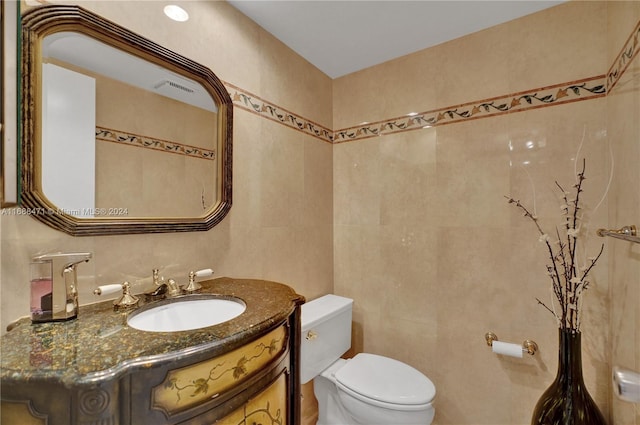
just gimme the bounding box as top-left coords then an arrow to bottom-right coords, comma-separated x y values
128,314 -> 301,425
1,279 -> 303,425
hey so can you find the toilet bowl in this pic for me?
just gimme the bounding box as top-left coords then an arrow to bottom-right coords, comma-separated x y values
301,294 -> 436,425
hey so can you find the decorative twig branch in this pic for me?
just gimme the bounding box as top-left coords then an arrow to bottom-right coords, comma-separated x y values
506,160 -> 604,332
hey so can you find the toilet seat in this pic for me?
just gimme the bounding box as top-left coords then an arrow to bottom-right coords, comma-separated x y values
334,353 -> 436,409
335,380 -> 433,412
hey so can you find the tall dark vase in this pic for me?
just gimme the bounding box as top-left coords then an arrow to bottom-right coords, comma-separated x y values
531,329 -> 606,425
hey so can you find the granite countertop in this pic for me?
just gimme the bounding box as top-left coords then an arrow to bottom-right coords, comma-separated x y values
1,277 -> 304,386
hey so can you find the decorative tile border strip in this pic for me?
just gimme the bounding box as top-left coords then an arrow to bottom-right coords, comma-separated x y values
607,19 -> 640,91
222,18 -> 638,145
224,82 -> 334,143
333,76 -> 606,143
224,76 -> 606,145
95,126 -> 216,160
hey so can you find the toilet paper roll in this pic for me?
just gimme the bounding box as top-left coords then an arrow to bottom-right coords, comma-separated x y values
492,341 -> 523,358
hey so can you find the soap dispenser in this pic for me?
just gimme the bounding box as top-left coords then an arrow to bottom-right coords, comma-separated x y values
30,252 -> 92,323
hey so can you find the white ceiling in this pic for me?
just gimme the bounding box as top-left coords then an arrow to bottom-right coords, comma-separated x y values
227,0 -> 566,78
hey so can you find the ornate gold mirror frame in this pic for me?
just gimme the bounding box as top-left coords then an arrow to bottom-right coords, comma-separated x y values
20,5 -> 232,236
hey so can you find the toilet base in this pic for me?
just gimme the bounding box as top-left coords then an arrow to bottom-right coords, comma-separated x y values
314,361 -> 355,425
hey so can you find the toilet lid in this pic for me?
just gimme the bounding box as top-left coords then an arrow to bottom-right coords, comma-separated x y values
334,353 -> 436,405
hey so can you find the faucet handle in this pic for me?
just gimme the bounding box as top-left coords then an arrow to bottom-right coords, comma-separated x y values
184,271 -> 201,292
94,282 -> 139,310
194,268 -> 214,278
184,268 -> 213,292
94,284 -> 124,296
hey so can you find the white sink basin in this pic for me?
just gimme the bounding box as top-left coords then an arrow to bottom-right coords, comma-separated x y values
127,296 -> 246,332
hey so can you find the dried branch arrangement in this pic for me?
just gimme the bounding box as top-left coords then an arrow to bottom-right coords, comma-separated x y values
506,159 -> 604,332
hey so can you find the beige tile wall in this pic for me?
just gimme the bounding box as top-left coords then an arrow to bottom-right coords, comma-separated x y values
606,2 -> 640,424
332,1 -> 636,424
2,1 -> 639,424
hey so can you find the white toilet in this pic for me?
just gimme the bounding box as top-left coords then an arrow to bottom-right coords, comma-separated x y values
301,294 -> 436,425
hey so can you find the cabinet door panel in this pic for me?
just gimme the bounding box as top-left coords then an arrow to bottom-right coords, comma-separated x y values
213,373 -> 287,425
153,325 -> 288,415
245,373 -> 287,425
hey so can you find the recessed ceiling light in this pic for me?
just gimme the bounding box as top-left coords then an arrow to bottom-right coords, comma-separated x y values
164,5 -> 189,22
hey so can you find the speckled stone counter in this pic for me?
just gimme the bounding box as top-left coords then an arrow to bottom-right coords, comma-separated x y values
1,277 -> 304,387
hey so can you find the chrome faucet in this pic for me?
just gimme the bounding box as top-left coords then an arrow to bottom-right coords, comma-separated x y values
31,252 -> 92,322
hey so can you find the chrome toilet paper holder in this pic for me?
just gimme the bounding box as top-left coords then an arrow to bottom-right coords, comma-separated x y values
485,332 -> 538,356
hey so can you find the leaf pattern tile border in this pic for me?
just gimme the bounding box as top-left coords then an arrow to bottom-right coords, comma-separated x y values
332,77 -> 606,143
225,82 -> 334,143
224,18 -> 638,145
96,126 -> 216,160
226,76 -> 607,145
607,18 -> 640,92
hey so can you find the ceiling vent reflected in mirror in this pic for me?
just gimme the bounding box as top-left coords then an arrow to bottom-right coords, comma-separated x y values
42,31 -> 217,112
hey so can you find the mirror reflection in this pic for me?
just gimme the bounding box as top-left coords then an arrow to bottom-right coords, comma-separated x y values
42,32 -> 218,218
20,5 -> 232,235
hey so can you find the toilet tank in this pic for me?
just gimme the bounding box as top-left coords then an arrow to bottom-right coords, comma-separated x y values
300,294 -> 353,384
